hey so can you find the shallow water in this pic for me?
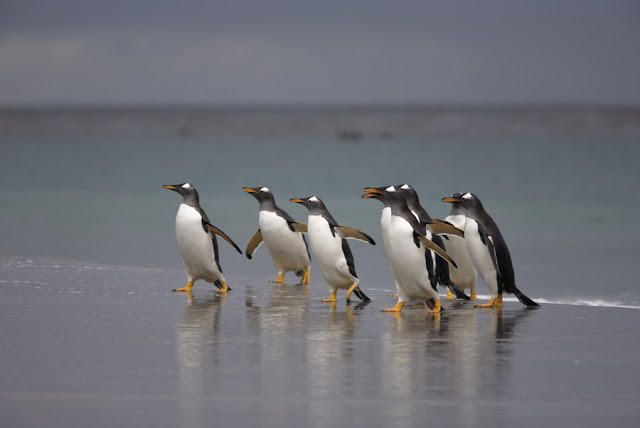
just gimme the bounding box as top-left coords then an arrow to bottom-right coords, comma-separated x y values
1,257 -> 639,427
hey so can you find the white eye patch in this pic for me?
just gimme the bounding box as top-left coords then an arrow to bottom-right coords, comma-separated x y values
309,196 -> 319,202
462,193 -> 472,199
400,184 -> 410,190
260,187 -> 270,193
181,183 -> 193,189
386,186 -> 396,192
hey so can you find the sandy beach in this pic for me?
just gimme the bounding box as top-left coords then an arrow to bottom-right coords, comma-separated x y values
1,256 -> 638,427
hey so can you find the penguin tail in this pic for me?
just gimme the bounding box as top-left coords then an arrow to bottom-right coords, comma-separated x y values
447,283 -> 470,301
214,280 -> 232,291
513,288 -> 539,307
426,299 -> 445,312
353,287 -> 371,302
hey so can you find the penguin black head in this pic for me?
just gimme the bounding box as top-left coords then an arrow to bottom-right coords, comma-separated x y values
442,192 -> 483,211
164,183 -> 201,207
242,186 -> 275,204
290,196 -> 326,213
362,186 -> 388,204
442,192 -> 465,215
363,185 -> 406,206
396,183 -> 421,206
163,182 -> 199,198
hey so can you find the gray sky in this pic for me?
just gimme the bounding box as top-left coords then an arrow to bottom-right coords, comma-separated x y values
1,0 -> 639,106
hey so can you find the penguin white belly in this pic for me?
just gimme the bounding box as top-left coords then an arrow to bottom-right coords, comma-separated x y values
307,215 -> 353,289
379,208 -> 402,294
444,214 -> 477,290
464,219 -> 497,295
175,204 -> 222,283
379,207 -> 391,247
259,211 -> 310,272
386,219 -> 437,302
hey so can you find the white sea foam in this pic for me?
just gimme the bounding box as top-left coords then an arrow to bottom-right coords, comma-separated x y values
379,289 -> 640,309
531,297 -> 640,309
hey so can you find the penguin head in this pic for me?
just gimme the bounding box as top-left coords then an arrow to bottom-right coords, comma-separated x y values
396,183 -> 420,206
362,185 -> 397,204
290,196 -> 325,213
242,186 -> 275,203
363,185 -> 406,206
163,182 -> 199,199
442,192 -> 483,211
362,186 -> 387,203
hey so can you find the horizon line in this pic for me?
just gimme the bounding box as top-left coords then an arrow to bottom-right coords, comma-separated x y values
1,101 -> 640,111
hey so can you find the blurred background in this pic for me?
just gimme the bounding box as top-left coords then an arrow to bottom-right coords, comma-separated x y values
1,1 -> 639,304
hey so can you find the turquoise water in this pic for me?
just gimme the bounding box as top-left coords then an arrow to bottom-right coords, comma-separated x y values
1,109 -> 639,306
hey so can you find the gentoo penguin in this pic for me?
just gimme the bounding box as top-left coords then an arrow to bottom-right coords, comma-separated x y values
396,184 -> 469,301
362,186 -> 458,313
442,192 -> 539,307
242,186 -> 311,285
442,193 -> 478,299
163,183 -> 242,293
290,196 -> 373,303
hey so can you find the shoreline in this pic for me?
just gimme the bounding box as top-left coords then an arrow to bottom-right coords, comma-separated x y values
2,255 -> 638,310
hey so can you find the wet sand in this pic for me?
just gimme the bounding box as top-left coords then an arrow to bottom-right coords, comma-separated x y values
1,256 -> 639,427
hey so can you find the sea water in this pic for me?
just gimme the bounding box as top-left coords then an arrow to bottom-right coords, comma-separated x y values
1,107 -> 639,306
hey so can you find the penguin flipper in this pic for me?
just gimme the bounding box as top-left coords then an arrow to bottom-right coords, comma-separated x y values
429,220 -> 464,238
481,231 -> 505,285
292,222 -> 308,234
335,226 -> 376,245
245,229 -> 263,260
206,223 -> 243,254
418,236 -> 457,268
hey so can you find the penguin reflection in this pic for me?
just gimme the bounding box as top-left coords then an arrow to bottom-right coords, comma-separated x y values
306,302 -> 370,396
240,283 -> 315,409
246,283 -> 312,363
176,292 -> 227,427
380,306 -> 451,398
380,306 -> 534,426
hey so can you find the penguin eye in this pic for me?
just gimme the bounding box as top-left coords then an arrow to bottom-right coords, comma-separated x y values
260,187 -> 269,193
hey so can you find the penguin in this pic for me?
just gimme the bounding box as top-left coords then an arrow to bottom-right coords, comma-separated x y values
396,184 -> 469,301
163,183 -> 242,293
289,196 -> 374,303
362,186 -> 458,313
442,193 -> 478,299
441,192 -> 539,307
242,186 -> 311,285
